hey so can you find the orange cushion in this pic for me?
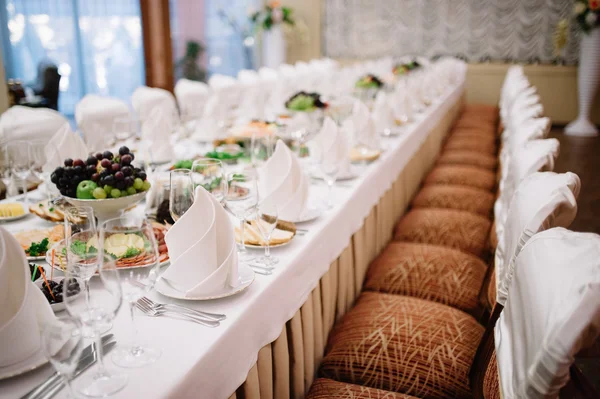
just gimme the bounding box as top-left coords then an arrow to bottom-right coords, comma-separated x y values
320,292 -> 483,399
484,352 -> 500,399
449,130 -> 498,144
394,208 -> 491,258
444,138 -> 497,155
464,104 -> 499,116
424,165 -> 496,192
364,242 -> 487,313
307,378 -> 419,399
412,185 -> 495,217
437,151 -> 497,171
454,118 -> 497,131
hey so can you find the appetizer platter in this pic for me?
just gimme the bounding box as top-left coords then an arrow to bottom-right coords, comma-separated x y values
234,219 -> 296,248
13,225 -> 65,260
0,203 -> 28,222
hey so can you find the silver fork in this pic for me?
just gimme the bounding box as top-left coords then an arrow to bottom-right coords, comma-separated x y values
137,296 -> 226,321
135,301 -> 220,327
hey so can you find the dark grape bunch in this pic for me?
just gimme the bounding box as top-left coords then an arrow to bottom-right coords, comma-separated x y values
50,146 -> 151,199
40,278 -> 81,304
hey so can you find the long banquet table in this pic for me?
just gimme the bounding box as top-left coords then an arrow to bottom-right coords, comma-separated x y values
0,77 -> 465,399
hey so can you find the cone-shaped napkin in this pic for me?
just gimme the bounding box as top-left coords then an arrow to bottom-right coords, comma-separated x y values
162,186 -> 239,297
257,140 -> 310,221
372,91 -> 396,133
309,117 -> 350,176
43,123 -> 89,173
350,101 -> 380,150
0,227 -> 54,367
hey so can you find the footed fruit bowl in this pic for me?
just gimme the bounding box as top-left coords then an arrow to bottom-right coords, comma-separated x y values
65,191 -> 147,224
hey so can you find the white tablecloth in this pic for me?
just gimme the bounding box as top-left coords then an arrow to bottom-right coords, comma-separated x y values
0,78 -> 464,399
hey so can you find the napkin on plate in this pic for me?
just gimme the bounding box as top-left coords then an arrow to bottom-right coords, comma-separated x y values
0,227 -> 54,368
139,108 -> 176,164
43,123 -> 89,173
75,94 -> 131,152
257,140 -> 309,221
162,186 -> 239,297
309,117 -> 350,176
372,91 -> 396,133
349,101 -> 380,150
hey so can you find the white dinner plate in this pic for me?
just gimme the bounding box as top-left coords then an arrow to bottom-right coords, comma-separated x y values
292,207 -> 322,224
0,348 -> 48,381
155,263 -> 255,301
0,205 -> 29,223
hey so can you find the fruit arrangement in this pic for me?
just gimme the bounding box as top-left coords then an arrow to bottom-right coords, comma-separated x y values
50,146 -> 151,200
355,74 -> 384,89
285,91 -> 328,112
40,278 -> 81,305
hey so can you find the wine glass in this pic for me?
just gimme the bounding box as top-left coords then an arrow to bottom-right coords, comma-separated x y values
6,141 -> 31,204
314,149 -> 340,209
250,131 -> 276,167
29,140 -> 57,203
0,143 -> 13,199
225,171 -> 258,262
254,200 -> 278,266
191,159 -> 228,204
169,169 -> 195,222
64,242 -> 127,397
102,215 -> 162,368
40,316 -> 85,399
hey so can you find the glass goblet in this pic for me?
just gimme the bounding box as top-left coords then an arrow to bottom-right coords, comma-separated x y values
225,171 -> 258,262
6,141 -> 31,204
254,200 -> 278,267
191,159 -> 228,204
169,169 -> 195,222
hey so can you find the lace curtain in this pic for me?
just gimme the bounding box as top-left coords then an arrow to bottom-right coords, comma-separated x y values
323,0 -> 580,65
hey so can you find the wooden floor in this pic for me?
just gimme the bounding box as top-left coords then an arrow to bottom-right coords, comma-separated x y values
549,128 -> 600,392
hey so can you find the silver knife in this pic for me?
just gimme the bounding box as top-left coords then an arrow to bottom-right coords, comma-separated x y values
20,334 -> 114,399
38,341 -> 118,399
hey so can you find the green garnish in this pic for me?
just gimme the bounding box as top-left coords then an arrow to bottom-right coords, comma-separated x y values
173,160 -> 193,170
49,208 -> 54,212
27,238 -> 49,257
70,240 -> 88,256
39,203 -> 43,207
123,247 -> 142,258
204,150 -> 243,161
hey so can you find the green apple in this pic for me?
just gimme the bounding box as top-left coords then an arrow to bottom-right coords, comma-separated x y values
76,180 -> 98,199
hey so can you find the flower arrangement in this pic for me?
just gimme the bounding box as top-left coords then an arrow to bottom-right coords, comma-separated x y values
574,0 -> 600,33
250,1 -> 294,31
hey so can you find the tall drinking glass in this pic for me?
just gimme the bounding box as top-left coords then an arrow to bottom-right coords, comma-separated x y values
169,169 -> 195,222
225,171 -> 258,261
6,141 -> 31,204
30,140 -> 56,203
0,144 -> 12,198
191,159 -> 228,204
102,215 -> 162,368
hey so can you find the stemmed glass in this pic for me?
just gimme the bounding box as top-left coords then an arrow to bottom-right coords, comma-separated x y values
250,132 -> 275,168
6,141 -> 31,204
29,140 -> 56,203
102,215 -> 162,368
40,316 -> 85,399
169,169 -> 195,222
225,171 -> 258,262
0,144 -> 13,198
254,200 -> 278,266
64,240 -> 127,397
191,159 -> 228,204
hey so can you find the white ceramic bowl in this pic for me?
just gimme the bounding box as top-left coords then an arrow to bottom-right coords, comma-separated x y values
64,191 -> 147,224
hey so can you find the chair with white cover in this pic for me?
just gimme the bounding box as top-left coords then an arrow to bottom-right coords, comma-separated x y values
75,94 -> 132,152
174,79 -> 210,123
0,106 -> 68,146
131,86 -> 179,128
495,227 -> 600,398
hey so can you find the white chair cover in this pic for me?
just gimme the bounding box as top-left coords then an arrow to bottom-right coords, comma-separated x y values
75,94 -> 131,152
494,172 -> 580,306
131,86 -> 179,126
174,79 -> 210,122
496,228 -> 600,398
0,106 -> 68,146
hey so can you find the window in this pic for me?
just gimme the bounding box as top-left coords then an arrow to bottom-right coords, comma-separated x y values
0,0 -> 145,115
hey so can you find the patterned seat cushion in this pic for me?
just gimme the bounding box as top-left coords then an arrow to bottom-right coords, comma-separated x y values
320,292 -> 484,399
424,165 -> 496,192
394,208 -> 491,258
364,242 -> 487,313
412,185 -> 495,216
437,151 -> 497,171
307,378 -> 419,399
483,352 -> 500,399
444,138 -> 497,155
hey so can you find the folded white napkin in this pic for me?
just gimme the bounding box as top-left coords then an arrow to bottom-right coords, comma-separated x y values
257,140 -> 310,221
75,94 -> 131,152
309,117 -> 350,175
162,186 -> 239,296
0,106 -> 69,145
349,101 -> 380,150
43,123 -> 89,173
132,86 -> 179,127
174,79 -> 210,122
0,227 -> 54,367
140,109 -> 176,164
372,91 -> 396,133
